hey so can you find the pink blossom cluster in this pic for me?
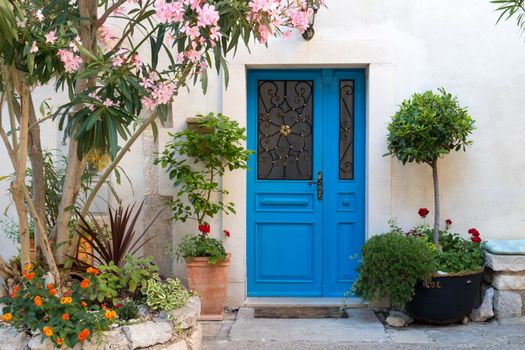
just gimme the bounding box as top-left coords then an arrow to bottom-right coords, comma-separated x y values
57,49 -> 83,73
86,91 -> 118,111
247,0 -> 321,44
154,0 -> 185,23
140,72 -> 178,110
98,25 -> 118,48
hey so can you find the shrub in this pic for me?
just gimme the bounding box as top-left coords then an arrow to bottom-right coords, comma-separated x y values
0,264 -> 112,348
352,231 -> 437,308
144,276 -> 191,312
174,227 -> 229,264
88,256 -> 158,306
116,300 -> 140,321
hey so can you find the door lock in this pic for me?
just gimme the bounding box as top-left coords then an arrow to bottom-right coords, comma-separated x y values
308,171 -> 323,201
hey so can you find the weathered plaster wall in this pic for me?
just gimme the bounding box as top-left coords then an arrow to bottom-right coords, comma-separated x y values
2,0 -> 525,306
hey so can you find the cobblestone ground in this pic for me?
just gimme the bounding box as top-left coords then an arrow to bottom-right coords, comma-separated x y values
202,308 -> 525,350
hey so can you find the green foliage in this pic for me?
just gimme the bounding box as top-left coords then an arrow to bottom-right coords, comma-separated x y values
414,227 -> 485,273
492,1 -> 525,32
144,275 -> 191,312
386,88 -> 475,165
156,113 -> 252,224
352,231 -> 437,308
116,300 -> 140,321
0,266 -> 111,348
175,233 -> 227,264
88,256 -> 158,306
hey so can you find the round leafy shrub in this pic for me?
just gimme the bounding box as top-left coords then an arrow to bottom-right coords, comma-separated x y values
352,232 -> 437,308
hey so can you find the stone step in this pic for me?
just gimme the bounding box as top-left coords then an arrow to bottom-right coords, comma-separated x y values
244,297 -> 367,308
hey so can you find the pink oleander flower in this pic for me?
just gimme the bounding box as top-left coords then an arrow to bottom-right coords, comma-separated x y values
209,26 -> 221,43
98,25 -> 118,47
57,49 -> 82,73
30,41 -> 39,53
34,10 -> 44,22
197,4 -> 219,27
45,31 -> 58,44
132,54 -> 142,70
103,98 -> 115,108
186,0 -> 203,10
112,48 -> 128,68
181,22 -> 201,41
113,6 -> 126,16
282,30 -> 293,40
141,96 -> 157,110
154,0 -> 184,24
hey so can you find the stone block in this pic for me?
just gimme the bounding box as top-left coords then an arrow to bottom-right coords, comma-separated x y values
470,287 -> 495,322
82,329 -> 130,350
142,195 -> 174,278
492,272 -> 525,290
385,316 -> 406,328
122,321 -> 172,349
28,335 -> 54,350
159,341 -> 188,350
494,290 -> 522,319
167,297 -> 200,329
186,323 -> 202,350
485,253 -> 525,272
0,327 -> 28,350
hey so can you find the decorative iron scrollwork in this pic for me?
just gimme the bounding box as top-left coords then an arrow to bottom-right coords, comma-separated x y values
339,80 -> 354,180
257,80 -> 314,180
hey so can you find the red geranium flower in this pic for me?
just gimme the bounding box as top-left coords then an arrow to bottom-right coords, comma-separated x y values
468,228 -> 480,237
418,208 -> 430,218
223,229 -> 231,238
198,224 -> 211,234
471,235 -> 482,243
445,219 -> 452,227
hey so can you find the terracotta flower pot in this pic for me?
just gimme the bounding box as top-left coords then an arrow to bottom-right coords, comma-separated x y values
186,254 -> 230,321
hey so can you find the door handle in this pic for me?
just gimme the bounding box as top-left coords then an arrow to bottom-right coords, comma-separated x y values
308,171 -> 323,201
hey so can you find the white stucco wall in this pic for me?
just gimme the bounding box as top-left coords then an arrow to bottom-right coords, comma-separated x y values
2,0 -> 525,305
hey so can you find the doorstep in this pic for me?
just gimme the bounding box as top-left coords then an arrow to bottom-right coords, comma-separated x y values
244,297 -> 367,308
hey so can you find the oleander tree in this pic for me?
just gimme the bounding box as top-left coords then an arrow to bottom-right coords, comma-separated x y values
491,0 -> 525,32
385,89 -> 475,245
0,0 -> 326,287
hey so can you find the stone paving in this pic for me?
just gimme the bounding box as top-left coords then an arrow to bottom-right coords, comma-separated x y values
201,308 -> 525,350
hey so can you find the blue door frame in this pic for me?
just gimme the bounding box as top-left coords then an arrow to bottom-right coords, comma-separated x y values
247,69 -> 366,297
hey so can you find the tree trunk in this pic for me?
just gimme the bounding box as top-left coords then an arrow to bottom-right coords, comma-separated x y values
14,80 -> 31,267
431,159 -> 440,245
27,95 -> 47,252
54,0 -> 97,266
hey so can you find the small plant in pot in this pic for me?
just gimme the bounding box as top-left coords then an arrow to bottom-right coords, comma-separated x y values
377,88 -> 483,323
156,112 -> 251,320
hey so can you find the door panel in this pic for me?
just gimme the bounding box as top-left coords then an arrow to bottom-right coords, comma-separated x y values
247,69 -> 365,297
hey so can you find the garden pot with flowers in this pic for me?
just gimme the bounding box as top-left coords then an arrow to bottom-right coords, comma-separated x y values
157,113 -> 252,321
355,88 -> 485,324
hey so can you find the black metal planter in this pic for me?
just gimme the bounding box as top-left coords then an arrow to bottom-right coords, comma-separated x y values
404,269 -> 484,324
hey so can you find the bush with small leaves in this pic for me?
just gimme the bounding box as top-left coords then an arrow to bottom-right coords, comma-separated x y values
352,231 -> 437,308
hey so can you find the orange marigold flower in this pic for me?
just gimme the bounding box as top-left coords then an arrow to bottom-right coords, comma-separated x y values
104,310 -> 117,320
86,267 -> 100,276
1,313 -> 13,322
56,338 -> 64,345
61,313 -> 70,321
24,272 -> 36,281
24,263 -> 33,271
80,278 -> 90,289
60,297 -> 72,304
43,326 -> 53,337
49,288 -> 57,296
34,296 -> 43,307
47,283 -> 55,290
78,328 -> 90,342
80,301 -> 88,308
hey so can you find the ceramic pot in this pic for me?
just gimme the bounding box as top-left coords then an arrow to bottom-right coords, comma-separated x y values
404,268 -> 484,324
186,253 -> 230,321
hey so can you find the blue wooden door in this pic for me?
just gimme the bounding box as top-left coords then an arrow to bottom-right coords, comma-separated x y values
247,69 -> 365,297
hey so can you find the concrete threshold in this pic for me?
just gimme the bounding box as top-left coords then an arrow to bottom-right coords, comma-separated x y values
244,297 -> 367,308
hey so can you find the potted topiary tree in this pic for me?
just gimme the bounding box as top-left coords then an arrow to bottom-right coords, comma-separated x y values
385,88 -> 484,323
156,112 -> 252,320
